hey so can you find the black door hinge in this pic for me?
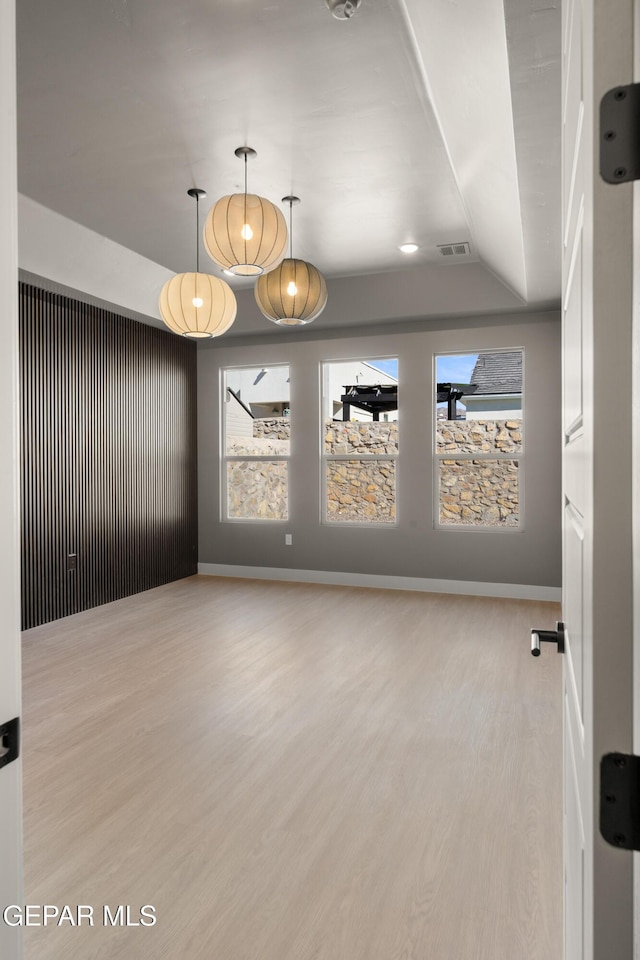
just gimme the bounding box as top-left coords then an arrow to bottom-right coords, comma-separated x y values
600,84 -> 640,183
0,717 -> 20,771
600,752 -> 640,850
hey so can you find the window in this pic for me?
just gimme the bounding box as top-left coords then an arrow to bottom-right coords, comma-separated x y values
435,350 -> 523,528
222,364 -> 290,521
322,358 -> 398,524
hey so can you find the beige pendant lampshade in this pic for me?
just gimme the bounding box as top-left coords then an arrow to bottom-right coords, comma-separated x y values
254,196 -> 327,326
158,272 -> 236,339
255,258 -> 327,326
203,147 -> 288,277
158,188 -> 237,340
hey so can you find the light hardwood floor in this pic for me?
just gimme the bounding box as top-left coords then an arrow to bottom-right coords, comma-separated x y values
21,576 -> 562,960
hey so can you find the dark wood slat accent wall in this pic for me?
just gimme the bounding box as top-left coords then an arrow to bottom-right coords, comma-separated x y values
19,283 -> 198,630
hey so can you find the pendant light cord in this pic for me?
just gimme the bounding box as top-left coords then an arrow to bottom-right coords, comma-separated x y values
244,153 -> 248,248
195,193 -> 200,273
289,200 -> 293,259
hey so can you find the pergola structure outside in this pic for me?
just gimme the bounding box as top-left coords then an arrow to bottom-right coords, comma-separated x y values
339,383 -> 477,421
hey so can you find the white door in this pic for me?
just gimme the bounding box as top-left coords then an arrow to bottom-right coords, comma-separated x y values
562,1 -> 636,957
0,2 -> 23,960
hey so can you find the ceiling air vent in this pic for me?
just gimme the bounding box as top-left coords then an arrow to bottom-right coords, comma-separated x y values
438,242 -> 470,258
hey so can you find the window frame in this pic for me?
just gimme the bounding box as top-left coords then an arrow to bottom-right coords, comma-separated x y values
321,356 -> 400,528
432,347 -> 525,533
221,362 -> 291,524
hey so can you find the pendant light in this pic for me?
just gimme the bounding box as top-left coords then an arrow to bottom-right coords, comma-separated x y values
203,147 -> 288,277
254,196 -> 328,326
158,189 -> 237,339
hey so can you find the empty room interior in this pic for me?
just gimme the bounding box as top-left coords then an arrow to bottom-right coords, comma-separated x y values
4,0 -> 611,956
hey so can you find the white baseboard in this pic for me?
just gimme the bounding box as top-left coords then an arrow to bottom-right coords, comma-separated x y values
197,563 -> 561,602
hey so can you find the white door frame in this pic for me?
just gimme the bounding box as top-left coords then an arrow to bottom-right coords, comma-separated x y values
633,3 -> 640,952
0,2 -> 24,959
562,1 -> 636,957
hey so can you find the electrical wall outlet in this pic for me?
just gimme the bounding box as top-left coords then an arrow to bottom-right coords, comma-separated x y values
285,534 -> 292,545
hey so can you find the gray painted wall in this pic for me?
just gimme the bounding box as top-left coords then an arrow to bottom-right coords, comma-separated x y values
198,311 -> 561,588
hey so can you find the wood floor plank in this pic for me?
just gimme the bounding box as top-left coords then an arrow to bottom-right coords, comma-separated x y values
20,576 -> 562,959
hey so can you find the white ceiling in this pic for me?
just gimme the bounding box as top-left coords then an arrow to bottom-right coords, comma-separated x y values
16,0 -> 561,335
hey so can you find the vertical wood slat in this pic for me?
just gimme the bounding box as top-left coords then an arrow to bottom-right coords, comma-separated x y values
19,283 -> 198,630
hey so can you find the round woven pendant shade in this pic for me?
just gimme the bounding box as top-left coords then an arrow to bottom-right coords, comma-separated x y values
203,193 -> 288,277
255,258 -> 328,326
158,272 -> 237,339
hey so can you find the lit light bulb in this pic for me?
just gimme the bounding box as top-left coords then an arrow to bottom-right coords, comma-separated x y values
241,223 -> 253,241
286,281 -> 298,296
192,297 -> 204,308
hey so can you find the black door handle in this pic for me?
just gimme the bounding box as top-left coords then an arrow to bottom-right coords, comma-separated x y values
0,717 -> 20,770
531,621 -> 565,656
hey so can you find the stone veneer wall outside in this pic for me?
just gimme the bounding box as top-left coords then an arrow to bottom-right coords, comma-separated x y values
436,419 -> 522,526
326,460 -> 396,522
324,421 -> 398,455
227,460 -> 288,520
252,418 -> 291,441
436,418 -> 522,454
225,417 -> 522,525
438,459 -> 519,525
226,419 -> 289,520
324,420 -> 397,523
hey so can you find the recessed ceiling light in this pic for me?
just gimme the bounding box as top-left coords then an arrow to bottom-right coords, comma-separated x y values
399,243 -> 419,254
